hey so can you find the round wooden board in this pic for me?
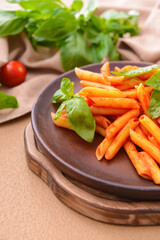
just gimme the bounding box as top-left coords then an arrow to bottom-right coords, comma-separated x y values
24,123 -> 160,226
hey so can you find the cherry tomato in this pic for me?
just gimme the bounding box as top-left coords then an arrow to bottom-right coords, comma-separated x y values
0,61 -> 27,87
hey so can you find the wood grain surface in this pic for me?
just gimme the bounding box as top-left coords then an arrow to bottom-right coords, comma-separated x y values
25,123 -> 160,226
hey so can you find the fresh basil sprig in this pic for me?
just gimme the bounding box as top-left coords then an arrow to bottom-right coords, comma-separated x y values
0,0 -> 139,71
145,71 -> 160,119
0,91 -> 18,110
111,64 -> 160,77
52,78 -> 95,142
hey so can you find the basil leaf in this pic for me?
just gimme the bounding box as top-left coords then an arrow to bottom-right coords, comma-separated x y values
60,32 -> 92,71
52,78 -> 74,103
108,44 -> 121,61
9,0 -> 66,11
34,11 -> 77,42
90,33 -> 112,62
60,78 -> 74,97
71,0 -> 83,11
111,64 -> 160,77
0,91 -> 18,110
0,11 -> 27,37
76,0 -> 98,19
65,95 -> 95,142
101,9 -> 129,20
52,89 -> 69,103
54,101 -> 66,120
148,90 -> 160,119
145,71 -> 160,91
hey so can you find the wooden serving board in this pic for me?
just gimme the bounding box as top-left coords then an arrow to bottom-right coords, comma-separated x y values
24,123 -> 160,226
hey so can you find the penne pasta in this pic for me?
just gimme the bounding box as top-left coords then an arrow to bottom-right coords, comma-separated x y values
124,141 -> 151,180
135,125 -> 147,139
105,118 -> 139,159
80,80 -> 111,89
96,137 -> 113,160
75,67 -> 109,85
122,86 -> 153,99
89,97 -> 140,109
95,125 -> 106,137
93,115 -> 111,129
116,78 -> 144,91
139,152 -> 160,184
51,112 -> 72,130
90,106 -> 129,115
100,61 -> 111,76
139,115 -> 160,145
114,66 -> 121,72
106,76 -> 125,85
78,86 -> 125,98
136,83 -> 150,116
148,136 -> 160,150
130,129 -> 160,165
106,109 -> 140,140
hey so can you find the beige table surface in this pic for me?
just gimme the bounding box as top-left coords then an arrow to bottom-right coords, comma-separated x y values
1,0 -> 160,239
1,114 -> 160,239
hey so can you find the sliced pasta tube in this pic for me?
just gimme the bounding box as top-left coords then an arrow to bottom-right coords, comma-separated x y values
136,83 -> 151,116
78,86 -> 125,98
148,136 -> 160,150
100,61 -> 111,76
80,80 -> 111,89
51,112 -> 72,130
135,125 -> 147,139
124,141 -> 151,180
139,115 -> 160,145
89,97 -> 140,109
95,125 -> 106,137
96,138 -> 113,161
75,67 -> 109,85
130,129 -> 160,165
93,115 -> 111,129
105,118 -> 139,159
106,109 -> 140,140
123,86 -> 153,100
139,152 -> 160,184
90,106 -> 128,115
116,78 -> 144,91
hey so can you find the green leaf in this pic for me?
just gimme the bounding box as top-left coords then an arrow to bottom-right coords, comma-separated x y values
8,0 -> 66,11
54,101 -> 66,120
108,43 -> 121,61
145,71 -> 160,91
71,0 -> 83,11
76,0 -> 98,19
52,78 -> 74,103
0,91 -> 18,110
90,33 -> 112,62
148,90 -> 160,119
65,95 -> 95,142
60,32 -> 92,71
101,9 -> 129,20
34,11 -> 77,42
111,64 -> 160,77
52,89 -> 69,103
60,78 -> 74,97
0,11 -> 28,37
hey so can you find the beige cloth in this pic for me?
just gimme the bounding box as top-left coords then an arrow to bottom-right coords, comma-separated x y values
0,0 -> 160,123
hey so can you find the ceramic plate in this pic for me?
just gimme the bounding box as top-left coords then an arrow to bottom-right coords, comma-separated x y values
31,61 -> 160,200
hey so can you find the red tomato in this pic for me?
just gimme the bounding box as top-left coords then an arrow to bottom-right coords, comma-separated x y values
0,61 -> 27,87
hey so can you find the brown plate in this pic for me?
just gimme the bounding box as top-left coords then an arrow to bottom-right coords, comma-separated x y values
31,61 -> 160,200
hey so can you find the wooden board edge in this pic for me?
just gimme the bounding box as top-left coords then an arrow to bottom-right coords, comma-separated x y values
24,122 -> 160,226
